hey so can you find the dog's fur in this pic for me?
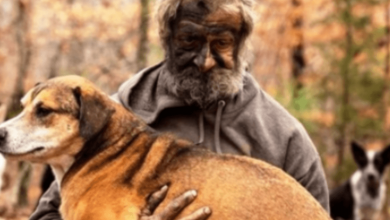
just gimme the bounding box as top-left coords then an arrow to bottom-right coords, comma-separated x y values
0,76 -> 330,220
330,142 -> 390,220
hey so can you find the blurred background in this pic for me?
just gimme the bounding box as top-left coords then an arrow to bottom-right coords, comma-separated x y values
0,0 -> 390,219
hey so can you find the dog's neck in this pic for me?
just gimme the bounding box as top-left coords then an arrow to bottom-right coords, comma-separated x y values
61,103 -> 148,188
48,155 -> 75,186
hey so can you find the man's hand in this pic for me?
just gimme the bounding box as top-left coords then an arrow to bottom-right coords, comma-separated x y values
140,185 -> 211,220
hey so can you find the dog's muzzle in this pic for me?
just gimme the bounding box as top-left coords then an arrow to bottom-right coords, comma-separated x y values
366,174 -> 380,198
0,128 -> 7,147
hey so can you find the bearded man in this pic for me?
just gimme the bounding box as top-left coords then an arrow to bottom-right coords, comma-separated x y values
30,0 -> 329,219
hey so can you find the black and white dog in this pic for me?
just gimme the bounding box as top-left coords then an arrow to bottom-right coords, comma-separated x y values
330,141 -> 390,220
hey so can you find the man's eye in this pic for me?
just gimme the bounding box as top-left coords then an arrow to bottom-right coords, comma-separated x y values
215,39 -> 233,50
179,36 -> 198,48
36,106 -> 53,118
183,37 -> 195,43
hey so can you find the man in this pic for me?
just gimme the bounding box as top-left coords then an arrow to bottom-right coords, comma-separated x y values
30,0 -> 329,219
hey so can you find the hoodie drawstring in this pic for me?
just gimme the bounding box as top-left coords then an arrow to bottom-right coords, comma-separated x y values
196,112 -> 204,145
196,100 -> 226,154
214,100 -> 226,154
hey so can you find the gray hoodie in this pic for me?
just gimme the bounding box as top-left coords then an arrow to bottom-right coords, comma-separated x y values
115,61 -> 329,211
30,62 -> 329,220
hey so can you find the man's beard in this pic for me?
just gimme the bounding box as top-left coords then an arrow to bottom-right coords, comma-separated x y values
164,63 -> 245,109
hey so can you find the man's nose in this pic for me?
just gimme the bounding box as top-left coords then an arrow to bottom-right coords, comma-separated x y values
194,47 -> 216,73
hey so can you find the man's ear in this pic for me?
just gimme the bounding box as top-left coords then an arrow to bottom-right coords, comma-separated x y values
351,141 -> 368,168
381,144 -> 390,166
72,86 -> 115,141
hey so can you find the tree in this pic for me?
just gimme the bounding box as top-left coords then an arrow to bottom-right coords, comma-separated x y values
319,0 -> 388,182
137,0 -> 150,71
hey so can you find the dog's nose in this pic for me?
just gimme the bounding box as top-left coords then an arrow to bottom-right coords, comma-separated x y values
0,128 -> 7,143
368,174 -> 375,182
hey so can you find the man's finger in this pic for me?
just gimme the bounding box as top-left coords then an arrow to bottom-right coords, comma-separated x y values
142,185 -> 169,216
178,207 -> 211,220
159,190 -> 197,220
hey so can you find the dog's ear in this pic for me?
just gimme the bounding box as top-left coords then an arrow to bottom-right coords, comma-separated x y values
351,141 -> 368,168
380,144 -> 390,166
72,86 -> 115,141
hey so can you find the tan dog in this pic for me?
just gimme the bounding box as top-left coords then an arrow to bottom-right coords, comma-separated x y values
0,76 -> 330,220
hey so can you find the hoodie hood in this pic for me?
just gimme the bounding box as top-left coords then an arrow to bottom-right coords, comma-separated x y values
118,61 -> 258,125
117,61 -> 259,155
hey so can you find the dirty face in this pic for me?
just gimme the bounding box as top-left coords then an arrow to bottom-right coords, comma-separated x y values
166,0 -> 246,108
0,83 -> 84,163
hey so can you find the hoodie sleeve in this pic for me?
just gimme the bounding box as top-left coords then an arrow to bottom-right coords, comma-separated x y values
283,123 -> 330,213
297,158 -> 330,212
29,181 -> 62,220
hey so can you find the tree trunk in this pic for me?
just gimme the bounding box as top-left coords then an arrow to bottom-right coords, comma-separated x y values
137,0 -> 149,71
0,0 -> 32,214
383,1 -> 390,133
0,0 -> 22,114
382,2 -> 390,219
13,0 -> 32,209
338,0 -> 353,168
16,162 -> 31,208
291,0 -> 306,97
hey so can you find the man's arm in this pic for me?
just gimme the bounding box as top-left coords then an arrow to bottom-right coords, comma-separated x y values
296,158 -> 330,212
29,181 -> 62,220
283,123 -> 330,212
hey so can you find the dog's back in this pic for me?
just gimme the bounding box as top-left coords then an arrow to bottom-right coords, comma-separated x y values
61,132 -> 330,220
157,146 -> 328,219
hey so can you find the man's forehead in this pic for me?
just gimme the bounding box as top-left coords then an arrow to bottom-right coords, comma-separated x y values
177,20 -> 237,39
178,0 -> 242,31
204,7 -> 242,30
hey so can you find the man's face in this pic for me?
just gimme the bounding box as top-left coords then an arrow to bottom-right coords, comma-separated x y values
166,1 -> 245,108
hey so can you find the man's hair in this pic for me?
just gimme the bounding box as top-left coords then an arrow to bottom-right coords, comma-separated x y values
155,0 -> 255,52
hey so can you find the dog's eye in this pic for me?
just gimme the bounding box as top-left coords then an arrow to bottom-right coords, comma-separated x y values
36,106 -> 53,118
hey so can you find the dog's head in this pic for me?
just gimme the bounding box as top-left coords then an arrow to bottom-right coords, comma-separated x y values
0,75 -> 114,163
351,141 -> 390,198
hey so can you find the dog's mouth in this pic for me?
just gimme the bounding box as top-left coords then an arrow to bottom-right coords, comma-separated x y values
366,181 -> 380,198
0,146 -> 45,157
